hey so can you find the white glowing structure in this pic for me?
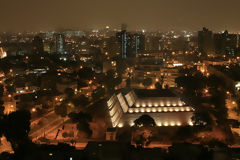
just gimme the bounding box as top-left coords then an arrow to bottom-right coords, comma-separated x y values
107,89 -> 194,128
118,123 -> 123,128
0,48 -> 7,59
164,122 -> 169,126
129,109 -> 133,113
177,122 -> 181,126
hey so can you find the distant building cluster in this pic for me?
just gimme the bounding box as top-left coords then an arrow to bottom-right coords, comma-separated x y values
198,27 -> 240,56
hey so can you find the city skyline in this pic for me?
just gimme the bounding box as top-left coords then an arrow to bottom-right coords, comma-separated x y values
0,0 -> 240,32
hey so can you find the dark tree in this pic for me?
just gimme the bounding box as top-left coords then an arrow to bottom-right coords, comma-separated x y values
2,110 -> 31,152
55,104 -> 67,117
69,112 -> 92,138
155,82 -> 162,90
207,75 -> 225,89
126,78 -> 131,88
6,85 -> 15,94
64,88 -> 74,99
78,67 -> 94,80
191,110 -> 213,127
175,74 -> 206,96
68,112 -> 92,123
0,84 -> 4,97
142,78 -> 152,88
77,122 -> 92,138
174,126 -> 194,140
134,114 -> 156,127
72,95 -> 89,107
0,100 -> 4,117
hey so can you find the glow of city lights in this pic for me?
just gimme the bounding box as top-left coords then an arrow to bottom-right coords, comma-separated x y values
141,108 -> 145,112
129,109 -> 133,113
146,108 -> 151,112
181,108 -> 185,111
160,103 -> 164,107
163,107 -> 168,112
186,107 -> 190,111
177,122 -> 181,126
135,109 -> 139,113
189,121 -> 194,126
158,108 -> 162,112
118,123 -> 123,128
142,104 -> 146,107
164,122 -> 169,126
154,103 -> 158,107
152,108 -> 156,112
170,122 -> 175,126
175,108 -> 179,112
136,104 -> 140,107
148,103 -> 152,107
169,108 -> 173,112
157,123 -> 162,126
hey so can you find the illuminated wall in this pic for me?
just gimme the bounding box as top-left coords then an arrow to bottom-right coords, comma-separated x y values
107,90 -> 194,127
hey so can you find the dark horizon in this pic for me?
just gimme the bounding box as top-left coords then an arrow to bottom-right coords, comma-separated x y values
0,0 -> 240,32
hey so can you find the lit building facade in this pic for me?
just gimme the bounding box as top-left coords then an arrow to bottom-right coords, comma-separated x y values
54,33 -> 65,54
107,89 -> 194,127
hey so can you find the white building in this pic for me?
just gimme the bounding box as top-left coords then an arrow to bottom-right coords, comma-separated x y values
107,89 -> 194,128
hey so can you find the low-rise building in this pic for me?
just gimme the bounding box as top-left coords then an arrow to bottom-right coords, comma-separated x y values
107,89 -> 194,128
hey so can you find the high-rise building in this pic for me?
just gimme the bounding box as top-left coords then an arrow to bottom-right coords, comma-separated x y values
214,31 -> 238,55
53,34 -> 65,54
198,27 -> 214,55
32,36 -> 44,54
116,31 -> 145,58
133,33 -> 145,53
116,30 -> 127,58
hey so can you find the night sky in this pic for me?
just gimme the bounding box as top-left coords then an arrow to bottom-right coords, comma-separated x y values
0,0 -> 240,32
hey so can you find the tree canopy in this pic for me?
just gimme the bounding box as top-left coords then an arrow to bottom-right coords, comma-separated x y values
142,78 -> 152,88
134,114 -> 156,127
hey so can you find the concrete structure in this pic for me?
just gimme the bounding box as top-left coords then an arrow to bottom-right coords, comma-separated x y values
107,89 -> 194,127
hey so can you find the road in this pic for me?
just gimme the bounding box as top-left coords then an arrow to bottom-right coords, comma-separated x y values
30,109 -> 54,127
30,115 -> 67,141
30,96 -> 107,142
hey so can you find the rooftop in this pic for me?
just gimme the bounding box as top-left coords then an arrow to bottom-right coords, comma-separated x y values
134,89 -> 176,98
